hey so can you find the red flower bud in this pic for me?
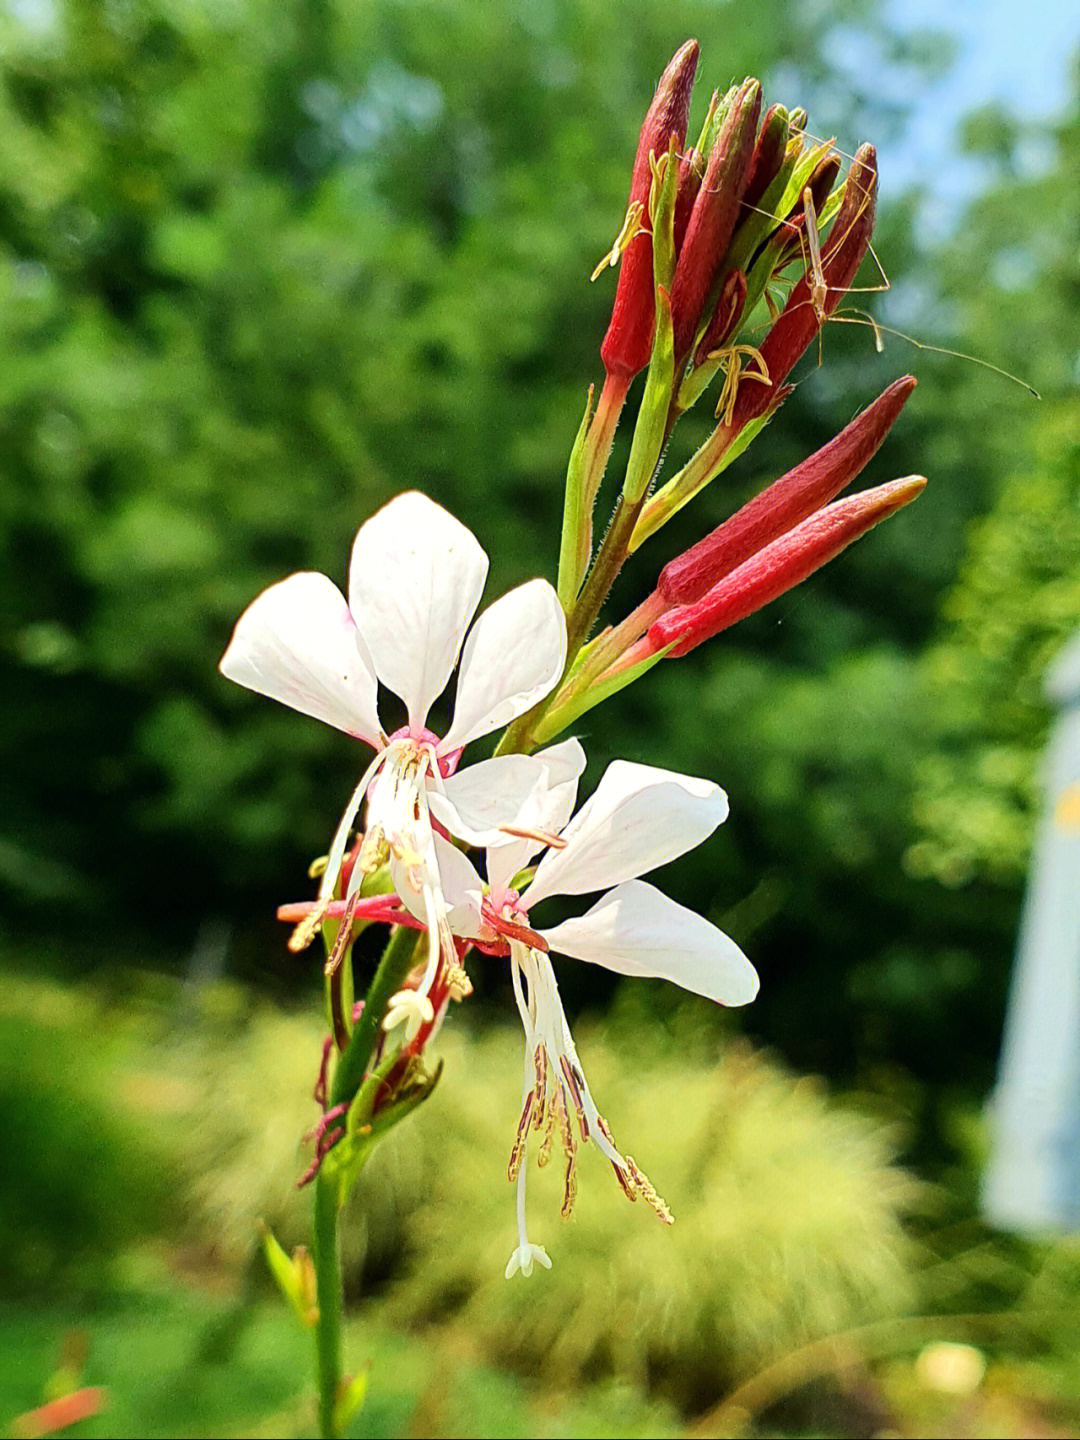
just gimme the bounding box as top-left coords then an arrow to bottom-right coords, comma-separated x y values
669,78 -> 761,369
693,268 -> 748,366
731,144 -> 878,428
659,374 -> 917,605
651,475 -> 925,657
804,151 -> 843,219
673,148 -> 702,255
600,40 -> 700,381
741,103 -> 790,212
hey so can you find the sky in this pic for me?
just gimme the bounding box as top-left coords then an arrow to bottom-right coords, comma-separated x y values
879,0 -> 1078,214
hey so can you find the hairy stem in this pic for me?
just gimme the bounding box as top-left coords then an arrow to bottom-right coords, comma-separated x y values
312,923 -> 423,1436
331,923 -> 421,1107
313,1171 -> 343,1439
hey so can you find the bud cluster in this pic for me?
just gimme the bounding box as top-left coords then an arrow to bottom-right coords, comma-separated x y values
596,42 -> 876,425
531,39 -> 923,747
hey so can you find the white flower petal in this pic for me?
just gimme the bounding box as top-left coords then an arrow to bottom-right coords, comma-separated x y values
525,760 -> 729,906
440,579 -> 567,753
348,492 -> 488,728
430,752 -> 555,848
391,833 -> 486,939
486,739 -> 587,896
219,571 -> 381,744
540,880 -> 759,1007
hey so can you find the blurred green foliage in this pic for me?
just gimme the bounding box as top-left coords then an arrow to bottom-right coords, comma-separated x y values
0,0 -> 1075,1095
0,970 -> 921,1411
6,969 -> 1080,1437
910,91 -> 1080,890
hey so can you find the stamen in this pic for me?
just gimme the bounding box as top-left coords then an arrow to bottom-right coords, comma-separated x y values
561,1147 -> 578,1220
444,959 -> 473,1000
288,896 -> 330,953
550,1088 -> 578,1220
554,1087 -> 576,1159
508,1091 -> 534,1182
706,343 -> 772,427
484,907 -> 550,952
497,825 -> 569,849
611,1160 -> 638,1202
590,200 -> 646,281
559,1055 -> 590,1141
355,823 -> 388,876
323,890 -> 360,978
318,748 -> 390,904
536,1104 -> 556,1167
646,147 -> 670,227
625,1155 -> 674,1225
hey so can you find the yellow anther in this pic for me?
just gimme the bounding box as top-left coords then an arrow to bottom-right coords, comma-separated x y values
625,1155 -> 674,1225
356,823 -> 388,875
307,854 -> 329,879
508,1092 -> 534,1181
612,1160 -> 638,1202
561,1149 -> 578,1219
646,148 -> 670,227
288,897 -> 330,953
445,960 -> 473,1001
590,200 -> 646,281
536,1105 -> 556,1167
708,343 -> 771,427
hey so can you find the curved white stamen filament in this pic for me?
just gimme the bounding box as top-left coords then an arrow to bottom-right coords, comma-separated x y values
318,746 -> 391,903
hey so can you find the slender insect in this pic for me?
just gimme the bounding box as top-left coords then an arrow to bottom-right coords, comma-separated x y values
794,177 -> 1038,396
783,136 -> 1042,394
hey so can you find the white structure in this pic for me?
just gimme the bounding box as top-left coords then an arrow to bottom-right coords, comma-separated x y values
983,632 -> 1080,1231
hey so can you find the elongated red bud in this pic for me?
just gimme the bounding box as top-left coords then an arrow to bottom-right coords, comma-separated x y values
652,475 -> 925,657
731,144 -> 878,428
778,153 -> 842,265
600,40 -> 700,381
741,103 -> 790,212
669,78 -> 761,367
659,374 -> 917,604
804,152 -> 843,218
693,268 -> 748,365
673,148 -> 702,254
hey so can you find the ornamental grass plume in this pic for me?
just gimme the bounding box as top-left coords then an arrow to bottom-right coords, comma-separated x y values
217,35 -> 927,1438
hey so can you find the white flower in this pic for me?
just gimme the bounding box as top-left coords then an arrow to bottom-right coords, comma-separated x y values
396,754 -> 759,1273
219,491 -> 567,1005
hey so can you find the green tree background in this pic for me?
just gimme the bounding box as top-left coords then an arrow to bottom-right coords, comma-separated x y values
0,0 -> 1073,1100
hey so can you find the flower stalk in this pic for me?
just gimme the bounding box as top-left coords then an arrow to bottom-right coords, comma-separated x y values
216,35 -> 931,1433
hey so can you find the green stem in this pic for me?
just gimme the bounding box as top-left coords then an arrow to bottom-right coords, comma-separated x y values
565,494 -> 642,660
331,923 -> 421,1107
311,923 -> 423,1436
497,490 -> 649,757
313,1171 -> 343,1439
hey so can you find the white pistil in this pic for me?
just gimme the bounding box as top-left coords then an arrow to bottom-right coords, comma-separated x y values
383,989 -> 435,1042
504,1164 -> 551,1280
